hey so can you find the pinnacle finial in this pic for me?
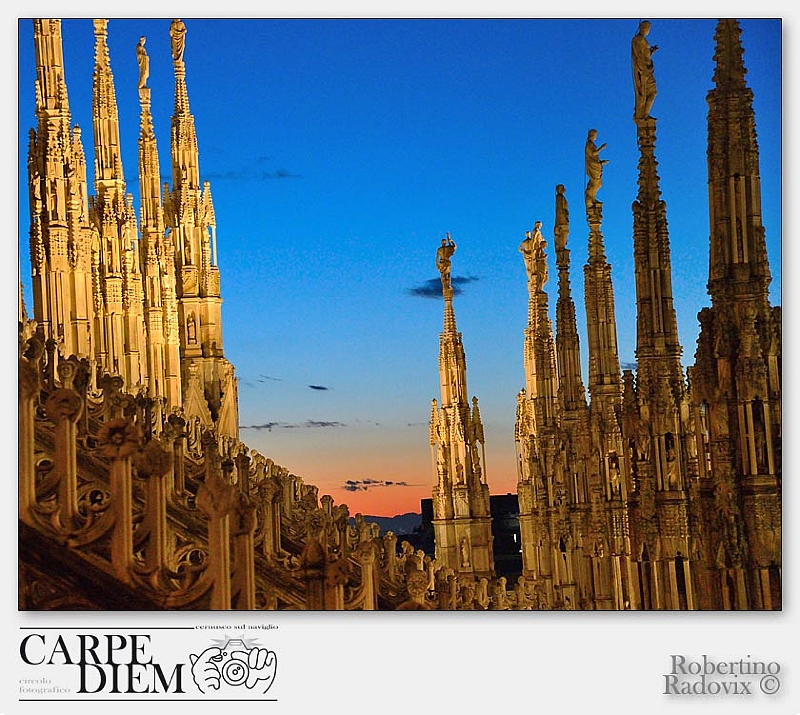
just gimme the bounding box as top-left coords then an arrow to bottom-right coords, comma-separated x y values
712,20 -> 748,92
93,19 -> 111,70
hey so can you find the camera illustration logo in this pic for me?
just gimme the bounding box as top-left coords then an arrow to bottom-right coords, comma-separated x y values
190,638 -> 277,695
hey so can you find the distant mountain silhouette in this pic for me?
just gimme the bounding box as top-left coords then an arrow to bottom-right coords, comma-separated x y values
350,512 -> 422,536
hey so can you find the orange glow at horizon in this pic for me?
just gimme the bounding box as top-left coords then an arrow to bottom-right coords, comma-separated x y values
241,422 -> 519,517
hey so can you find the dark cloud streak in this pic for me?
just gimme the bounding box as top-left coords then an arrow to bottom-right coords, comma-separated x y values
407,275 -> 479,299
342,479 -> 412,492
203,168 -> 303,182
241,420 -> 346,431
240,422 -> 280,431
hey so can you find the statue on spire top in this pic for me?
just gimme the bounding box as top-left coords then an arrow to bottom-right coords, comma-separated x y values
632,20 -> 658,120
170,19 -> 186,62
136,36 -> 149,90
554,183 -> 569,251
436,233 -> 457,290
584,128 -> 608,208
519,221 -> 547,291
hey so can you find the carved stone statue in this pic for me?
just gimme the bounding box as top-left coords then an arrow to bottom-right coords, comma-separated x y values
608,452 -> 621,496
459,536 -> 471,568
492,577 -> 509,610
665,444 -> 679,487
170,19 -> 187,62
555,184 -> 569,226
436,233 -> 456,286
636,424 -> 651,462
187,314 -> 197,344
584,128 -> 608,206
519,221 -> 545,289
519,221 -> 547,293
136,36 -> 149,89
632,20 -> 658,119
554,183 -> 569,251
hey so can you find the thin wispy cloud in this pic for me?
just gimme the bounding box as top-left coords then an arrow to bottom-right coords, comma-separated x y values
269,168 -> 303,179
241,420 -> 346,431
343,478 -> 413,492
242,373 -> 283,389
241,375 -> 335,391
285,420 -> 344,429
203,168 -> 303,182
407,275 -> 479,299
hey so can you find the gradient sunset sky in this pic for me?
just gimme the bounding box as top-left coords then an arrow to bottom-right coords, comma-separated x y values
17,17 -> 781,518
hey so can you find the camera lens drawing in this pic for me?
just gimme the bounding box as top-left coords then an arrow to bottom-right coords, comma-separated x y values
190,639 -> 277,694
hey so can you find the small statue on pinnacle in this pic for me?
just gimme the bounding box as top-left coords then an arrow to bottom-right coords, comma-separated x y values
170,19 -> 187,62
436,233 -> 457,291
584,128 -> 608,209
632,20 -> 658,120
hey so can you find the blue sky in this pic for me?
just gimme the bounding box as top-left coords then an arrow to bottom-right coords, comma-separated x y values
17,18 -> 781,516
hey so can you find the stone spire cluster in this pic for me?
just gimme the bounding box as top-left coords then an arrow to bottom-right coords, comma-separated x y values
514,152 -> 630,608
28,20 -> 94,363
26,18 -> 237,441
429,234 -> 494,579
90,19 -> 147,390
514,216 -> 566,595
137,33 -> 182,410
165,19 -> 238,439
509,19 -> 780,610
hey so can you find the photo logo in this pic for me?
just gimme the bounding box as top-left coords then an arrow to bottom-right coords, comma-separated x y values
190,639 -> 277,695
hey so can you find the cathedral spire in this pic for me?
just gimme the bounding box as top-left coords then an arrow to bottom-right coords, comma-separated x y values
627,21 -> 695,610
28,20 -> 94,359
90,18 -> 146,390
165,19 -> 238,440
630,18 -> 689,475
581,126 -> 626,585
518,221 -> 559,435
553,184 -> 587,416
435,233 -> 464,405
631,20 -> 682,365
92,19 -> 124,187
582,129 -> 622,402
169,19 -> 200,196
138,34 -> 182,410
630,19 -> 687,426
430,235 -> 494,579
515,215 -> 566,588
166,18 -> 218,299
690,19 -> 781,609
32,19 -> 71,127
137,37 -> 160,234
